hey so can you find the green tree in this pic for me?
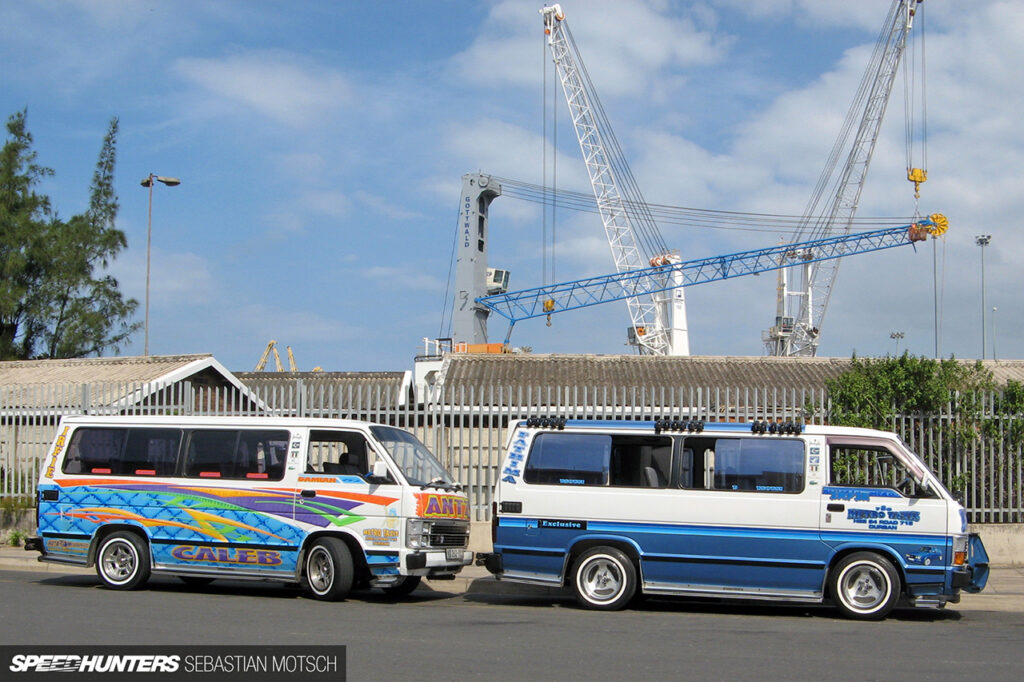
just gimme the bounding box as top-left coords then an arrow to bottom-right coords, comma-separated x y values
825,353 -> 994,428
0,110 -> 139,359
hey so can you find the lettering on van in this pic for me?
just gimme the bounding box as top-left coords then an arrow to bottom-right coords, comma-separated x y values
415,493 -> 470,520
824,486 -> 902,502
539,519 -> 587,530
44,426 -> 70,479
171,545 -> 283,566
846,505 -> 921,530
363,527 -> 400,546
502,431 -> 530,484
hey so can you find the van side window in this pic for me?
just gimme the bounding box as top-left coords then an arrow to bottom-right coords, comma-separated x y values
524,433 -> 672,487
307,430 -> 370,477
829,443 -> 931,497
184,429 -> 288,480
62,428 -> 181,476
680,437 -> 804,493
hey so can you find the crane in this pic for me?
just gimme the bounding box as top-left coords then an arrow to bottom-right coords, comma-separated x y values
765,0 -> 926,356
478,218 -> 945,341
254,340 -> 321,372
540,4 -> 686,356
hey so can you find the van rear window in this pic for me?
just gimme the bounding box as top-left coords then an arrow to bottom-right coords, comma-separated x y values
62,428 -> 181,477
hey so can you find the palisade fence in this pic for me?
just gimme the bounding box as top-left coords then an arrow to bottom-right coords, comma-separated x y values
1,380 -> 1021,524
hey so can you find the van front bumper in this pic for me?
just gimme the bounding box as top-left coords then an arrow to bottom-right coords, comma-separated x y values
405,549 -> 472,572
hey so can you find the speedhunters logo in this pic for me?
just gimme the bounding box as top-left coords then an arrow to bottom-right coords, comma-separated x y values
2,646 -> 345,680
9,654 -> 178,673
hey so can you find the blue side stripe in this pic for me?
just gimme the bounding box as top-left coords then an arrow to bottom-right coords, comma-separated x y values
500,516 -> 948,545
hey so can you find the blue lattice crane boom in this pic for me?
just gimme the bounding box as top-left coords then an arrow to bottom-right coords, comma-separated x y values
479,217 -> 946,344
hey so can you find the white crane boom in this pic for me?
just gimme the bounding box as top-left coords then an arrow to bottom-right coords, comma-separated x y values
766,0 -> 924,356
541,4 -> 686,356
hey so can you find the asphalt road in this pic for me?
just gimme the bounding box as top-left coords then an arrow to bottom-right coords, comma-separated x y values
2,569 -> 1022,681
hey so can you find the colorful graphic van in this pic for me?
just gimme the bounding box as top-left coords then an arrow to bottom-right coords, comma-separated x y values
478,418 -> 989,619
27,416 -> 472,600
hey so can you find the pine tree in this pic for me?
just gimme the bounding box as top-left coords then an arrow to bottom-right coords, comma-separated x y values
0,111 -> 140,359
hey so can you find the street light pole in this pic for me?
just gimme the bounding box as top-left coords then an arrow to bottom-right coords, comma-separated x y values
975,235 -> 991,360
141,174 -> 181,356
992,306 -> 998,361
889,331 -> 904,355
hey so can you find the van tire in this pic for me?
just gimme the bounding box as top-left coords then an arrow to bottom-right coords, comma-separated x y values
571,546 -> 636,610
96,531 -> 151,590
381,575 -> 422,598
305,538 -> 354,601
830,552 -> 901,620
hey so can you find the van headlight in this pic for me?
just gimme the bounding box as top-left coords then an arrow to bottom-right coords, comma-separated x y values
406,519 -> 432,549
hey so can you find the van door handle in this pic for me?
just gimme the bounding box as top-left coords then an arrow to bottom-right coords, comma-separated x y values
827,503 -> 845,512
301,490 -> 317,498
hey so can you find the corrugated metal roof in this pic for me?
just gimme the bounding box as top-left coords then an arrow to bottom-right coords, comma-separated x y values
234,371 -> 410,411
0,354 -> 217,386
0,354 -> 257,411
235,371 -> 406,390
437,354 -> 1024,392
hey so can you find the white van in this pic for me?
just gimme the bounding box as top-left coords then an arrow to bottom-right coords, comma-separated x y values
478,418 -> 989,619
27,416 -> 472,600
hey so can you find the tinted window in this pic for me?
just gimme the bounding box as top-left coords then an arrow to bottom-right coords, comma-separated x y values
713,438 -> 804,493
681,436 -> 804,493
524,433 -> 672,488
62,427 -> 181,476
525,433 -> 610,485
184,429 -> 289,481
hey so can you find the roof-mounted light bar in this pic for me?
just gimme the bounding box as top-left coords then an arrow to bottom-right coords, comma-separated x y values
750,420 -> 803,435
524,417 -> 567,430
654,419 -> 704,435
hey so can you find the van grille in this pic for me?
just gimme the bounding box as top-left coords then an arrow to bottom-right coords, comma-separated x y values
429,522 -> 469,548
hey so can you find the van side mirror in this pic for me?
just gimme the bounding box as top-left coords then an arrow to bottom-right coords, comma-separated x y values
364,459 -> 391,484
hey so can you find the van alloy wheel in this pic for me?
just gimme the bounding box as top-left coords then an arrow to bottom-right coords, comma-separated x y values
572,546 -> 637,611
96,532 -> 151,590
304,537 -> 354,601
831,552 -> 900,620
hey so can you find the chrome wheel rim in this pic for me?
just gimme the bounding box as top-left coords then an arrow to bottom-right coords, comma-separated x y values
308,548 -> 334,594
579,557 -> 624,603
101,541 -> 136,583
840,563 -> 889,612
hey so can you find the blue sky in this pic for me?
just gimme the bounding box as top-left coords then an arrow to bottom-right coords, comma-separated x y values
2,1 -> 1022,371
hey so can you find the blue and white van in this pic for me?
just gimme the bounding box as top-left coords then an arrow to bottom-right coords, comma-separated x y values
479,418 -> 989,619
27,416 -> 472,600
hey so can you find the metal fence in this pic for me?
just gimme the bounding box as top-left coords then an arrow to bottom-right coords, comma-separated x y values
1,380 -> 1021,523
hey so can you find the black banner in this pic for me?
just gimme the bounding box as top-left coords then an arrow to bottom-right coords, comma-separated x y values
1,646 -> 345,681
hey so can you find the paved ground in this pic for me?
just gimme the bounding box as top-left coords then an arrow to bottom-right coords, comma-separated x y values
1,544 -> 1019,613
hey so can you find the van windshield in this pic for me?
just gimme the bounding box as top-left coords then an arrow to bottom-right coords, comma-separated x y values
370,426 -> 456,488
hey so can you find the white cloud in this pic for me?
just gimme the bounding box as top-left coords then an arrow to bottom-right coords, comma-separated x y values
452,0 -> 728,98
363,265 -> 445,293
300,190 -> 350,218
174,50 -> 353,128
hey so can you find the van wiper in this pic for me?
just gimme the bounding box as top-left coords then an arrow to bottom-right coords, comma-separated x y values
420,477 -> 460,492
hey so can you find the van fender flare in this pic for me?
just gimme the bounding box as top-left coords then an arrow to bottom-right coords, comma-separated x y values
87,522 -> 152,568
822,542 -> 908,595
296,529 -> 369,582
561,534 -> 644,585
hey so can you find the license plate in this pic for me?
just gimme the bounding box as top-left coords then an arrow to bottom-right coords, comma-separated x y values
445,548 -> 463,562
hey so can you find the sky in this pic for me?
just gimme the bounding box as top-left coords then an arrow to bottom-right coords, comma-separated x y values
1,0 -> 1022,372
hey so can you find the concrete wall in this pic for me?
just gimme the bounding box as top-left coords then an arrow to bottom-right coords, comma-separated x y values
471,522 -> 1024,567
